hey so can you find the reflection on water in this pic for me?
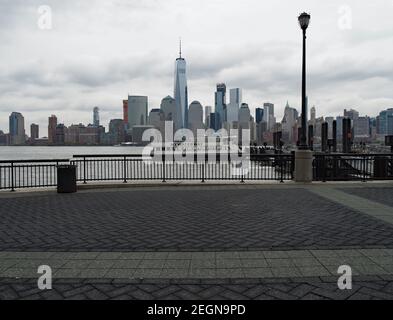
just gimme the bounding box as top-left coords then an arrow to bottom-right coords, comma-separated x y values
0,146 -> 144,161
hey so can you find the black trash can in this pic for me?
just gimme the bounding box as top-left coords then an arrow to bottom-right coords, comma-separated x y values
374,157 -> 388,179
57,165 -> 77,193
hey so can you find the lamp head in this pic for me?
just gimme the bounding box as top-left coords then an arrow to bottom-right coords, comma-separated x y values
298,12 -> 311,30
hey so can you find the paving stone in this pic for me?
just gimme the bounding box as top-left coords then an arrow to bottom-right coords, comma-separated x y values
3,188 -> 393,252
271,267 -> 302,278
78,269 -> 109,278
2,277 -> 393,300
112,260 -> 141,269
190,259 -> 215,268
297,266 -> 331,277
216,259 -> 243,268
138,260 -> 166,269
62,260 -> 91,269
241,259 -> 269,268
104,269 -> 136,279
87,260 -> 116,269
163,260 -> 190,269
243,268 -> 274,278
160,269 -> 189,278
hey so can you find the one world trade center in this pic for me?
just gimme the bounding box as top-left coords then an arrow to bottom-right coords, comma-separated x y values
174,40 -> 188,130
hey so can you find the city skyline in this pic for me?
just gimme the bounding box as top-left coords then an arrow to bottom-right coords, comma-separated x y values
1,1 -> 393,132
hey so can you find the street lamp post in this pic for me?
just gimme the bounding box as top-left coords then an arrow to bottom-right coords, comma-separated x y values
294,12 -> 313,183
298,12 -> 310,150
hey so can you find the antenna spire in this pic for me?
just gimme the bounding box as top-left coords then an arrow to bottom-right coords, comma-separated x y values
179,37 -> 182,58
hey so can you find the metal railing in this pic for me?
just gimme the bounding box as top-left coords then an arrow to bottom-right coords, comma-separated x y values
313,153 -> 393,181
2,153 -> 393,191
71,154 -> 294,183
0,159 -> 70,191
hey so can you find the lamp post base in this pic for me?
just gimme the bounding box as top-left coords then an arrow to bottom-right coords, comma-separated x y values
294,150 -> 313,183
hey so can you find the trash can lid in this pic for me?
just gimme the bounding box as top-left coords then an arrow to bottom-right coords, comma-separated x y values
57,164 -> 77,168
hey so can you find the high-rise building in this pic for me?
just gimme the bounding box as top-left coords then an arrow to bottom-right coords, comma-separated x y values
161,96 -> 177,125
174,41 -> 188,129
9,112 -> 25,145
310,106 -> 316,125
215,83 -> 227,128
336,116 -> 344,142
264,103 -> 274,118
108,119 -> 125,145
205,106 -> 212,128
227,88 -> 242,124
0,130 -> 9,145
238,103 -> 251,129
55,124 -> 65,145
376,108 -> 393,135
344,109 -> 359,121
325,117 -> 334,139
128,95 -> 148,128
93,107 -> 100,127
255,108 -> 264,124
123,100 -> 129,125
354,116 -> 370,139
238,103 -> 251,143
209,113 -> 219,131
281,102 -> 298,144
263,103 -> 275,131
188,101 -> 204,136
30,124 -> 39,141
148,109 -> 165,134
48,115 -> 57,144
64,124 -> 104,145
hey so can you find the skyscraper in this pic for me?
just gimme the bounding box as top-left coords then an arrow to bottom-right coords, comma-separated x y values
123,100 -> 128,126
48,115 -> 57,144
255,108 -> 264,124
344,109 -> 359,121
9,112 -> 25,145
128,95 -> 148,128
310,106 -> 316,125
238,103 -> 251,128
215,83 -> 227,128
174,40 -> 188,129
205,106 -> 212,128
227,88 -> 242,124
263,103 -> 275,131
30,124 -> 39,141
93,107 -> 100,127
188,101 -> 204,136
376,108 -> 393,135
161,96 -> 177,126
149,109 -> 165,134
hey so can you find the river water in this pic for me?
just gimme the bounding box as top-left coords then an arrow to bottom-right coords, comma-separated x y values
0,146 -> 144,161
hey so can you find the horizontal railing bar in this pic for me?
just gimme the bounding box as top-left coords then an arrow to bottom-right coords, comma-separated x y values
314,153 -> 393,157
73,154 -> 143,158
0,159 -> 70,164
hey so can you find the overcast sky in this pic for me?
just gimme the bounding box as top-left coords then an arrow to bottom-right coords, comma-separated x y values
1,0 -> 393,136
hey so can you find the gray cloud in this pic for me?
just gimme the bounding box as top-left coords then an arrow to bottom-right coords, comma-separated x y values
1,0 -> 393,134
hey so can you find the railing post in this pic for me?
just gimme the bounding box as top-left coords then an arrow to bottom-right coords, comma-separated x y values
123,156 -> 127,183
241,166 -> 245,183
162,153 -> 166,183
201,160 -> 205,183
280,156 -> 284,183
11,161 -> 15,192
83,157 -> 87,184
362,155 -> 366,183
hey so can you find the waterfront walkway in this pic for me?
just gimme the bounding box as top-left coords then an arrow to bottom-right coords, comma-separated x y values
1,182 -> 393,300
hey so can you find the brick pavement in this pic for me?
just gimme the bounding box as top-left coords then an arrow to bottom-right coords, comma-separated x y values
340,187 -> 393,208
2,186 -> 393,251
2,276 -> 393,300
1,183 -> 393,300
